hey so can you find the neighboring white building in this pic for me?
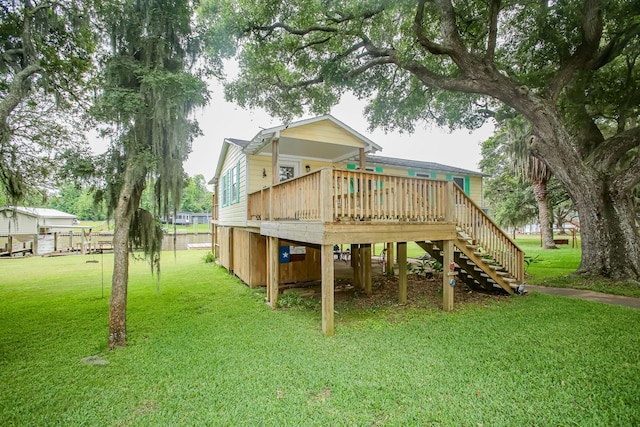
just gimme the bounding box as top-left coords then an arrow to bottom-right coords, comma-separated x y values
0,207 -> 78,255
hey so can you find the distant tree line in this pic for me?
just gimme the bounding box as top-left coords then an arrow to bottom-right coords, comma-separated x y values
38,174 -> 212,221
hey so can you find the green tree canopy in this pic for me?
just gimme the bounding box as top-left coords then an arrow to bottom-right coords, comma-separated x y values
0,0 -> 96,204
181,174 -> 212,213
204,0 -> 640,280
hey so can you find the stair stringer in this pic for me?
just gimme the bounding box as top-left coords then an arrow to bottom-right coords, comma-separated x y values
453,241 -> 514,295
417,241 -> 509,294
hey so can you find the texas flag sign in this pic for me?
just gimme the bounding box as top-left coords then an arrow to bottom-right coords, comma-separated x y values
279,246 -> 291,263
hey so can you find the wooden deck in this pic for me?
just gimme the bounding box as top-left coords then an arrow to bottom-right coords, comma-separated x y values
241,168 -> 524,335
247,168 -> 523,281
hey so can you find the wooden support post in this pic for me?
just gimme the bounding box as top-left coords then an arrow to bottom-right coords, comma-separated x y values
228,228 -> 234,272
359,147 -> 366,170
442,239 -> 454,311
7,235 -> 13,257
362,243 -> 372,295
272,138 -> 280,185
351,244 -> 361,289
321,244 -> 335,336
319,169 -> 333,222
32,234 -> 38,256
398,242 -> 407,304
385,241 -> 394,274
267,236 -> 280,308
54,232 -> 59,252
211,224 -> 219,259
445,181 -> 455,223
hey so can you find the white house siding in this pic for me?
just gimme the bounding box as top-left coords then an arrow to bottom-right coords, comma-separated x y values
217,144 -> 248,227
0,213 -> 37,235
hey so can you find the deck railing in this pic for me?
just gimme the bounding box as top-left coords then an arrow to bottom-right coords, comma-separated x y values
248,170 -> 322,220
331,169 -> 450,221
453,185 -> 524,283
246,168 -> 523,282
248,168 -> 450,222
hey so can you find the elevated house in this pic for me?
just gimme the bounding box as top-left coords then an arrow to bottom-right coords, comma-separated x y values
210,115 -> 524,335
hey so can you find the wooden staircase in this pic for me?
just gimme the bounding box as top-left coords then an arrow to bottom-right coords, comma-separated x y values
418,234 -> 520,295
416,185 -> 525,295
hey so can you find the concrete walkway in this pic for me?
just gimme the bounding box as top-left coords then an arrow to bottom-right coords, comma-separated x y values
526,285 -> 640,310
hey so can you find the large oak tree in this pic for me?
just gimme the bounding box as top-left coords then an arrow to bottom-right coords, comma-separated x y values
206,0 -> 640,280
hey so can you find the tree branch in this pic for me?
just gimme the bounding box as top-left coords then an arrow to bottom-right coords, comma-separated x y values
433,0 -> 468,59
613,155 -> 640,192
588,22 -> 640,70
413,0 -> 451,55
485,0 -> 501,61
590,126 -> 640,170
254,22 -> 338,37
544,0 -> 603,101
0,64 -> 43,123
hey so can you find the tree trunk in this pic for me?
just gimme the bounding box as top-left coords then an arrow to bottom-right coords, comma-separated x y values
108,162 -> 144,349
518,98 -> 640,281
532,180 -> 557,249
572,178 -> 640,280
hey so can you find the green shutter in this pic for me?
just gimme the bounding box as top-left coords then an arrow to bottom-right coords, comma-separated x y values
221,174 -> 227,207
226,170 -> 231,206
375,166 -> 383,173
346,164 -> 356,170
464,177 -> 470,195
431,172 -> 437,179
446,174 -> 452,181
408,170 -> 416,177
236,161 -> 241,203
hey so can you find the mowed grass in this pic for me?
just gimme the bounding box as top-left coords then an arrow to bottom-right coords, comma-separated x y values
511,235 -> 640,298
1,251 -> 639,426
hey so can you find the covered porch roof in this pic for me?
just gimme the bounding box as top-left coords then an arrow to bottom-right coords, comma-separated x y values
244,114 -> 382,162
211,115 -> 382,184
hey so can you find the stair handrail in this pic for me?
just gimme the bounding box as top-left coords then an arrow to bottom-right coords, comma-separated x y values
452,185 -> 524,283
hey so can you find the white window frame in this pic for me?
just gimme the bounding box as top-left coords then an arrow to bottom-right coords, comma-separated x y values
278,158 -> 301,182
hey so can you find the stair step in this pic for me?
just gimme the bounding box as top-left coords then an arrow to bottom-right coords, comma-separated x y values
473,251 -> 484,256
503,277 -> 517,283
496,271 -> 510,276
466,244 -> 477,250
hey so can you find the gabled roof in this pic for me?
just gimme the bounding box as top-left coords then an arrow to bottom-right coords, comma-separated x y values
244,114 -> 382,155
210,115 -> 382,184
210,138 -> 252,185
0,207 -> 77,219
364,155 -> 484,176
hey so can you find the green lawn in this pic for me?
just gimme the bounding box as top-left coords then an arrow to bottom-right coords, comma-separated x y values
1,251 -> 639,425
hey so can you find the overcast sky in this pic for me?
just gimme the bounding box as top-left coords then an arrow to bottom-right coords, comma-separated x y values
92,78 -> 494,185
